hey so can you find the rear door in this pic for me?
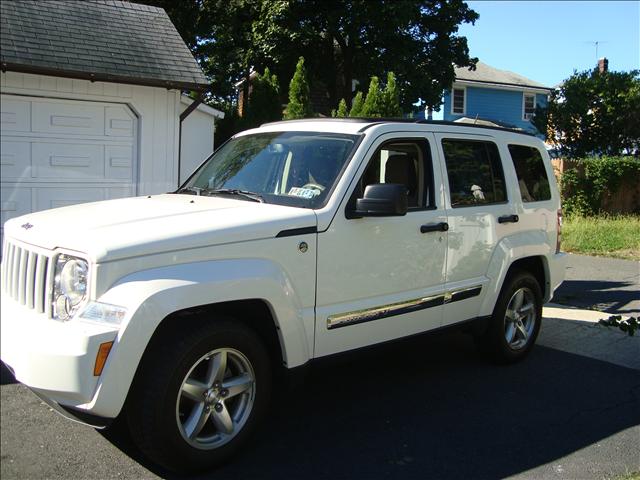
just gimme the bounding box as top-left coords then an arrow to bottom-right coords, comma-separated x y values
434,133 -> 519,326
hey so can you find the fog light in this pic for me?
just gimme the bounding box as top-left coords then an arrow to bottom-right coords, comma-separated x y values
55,295 -> 72,321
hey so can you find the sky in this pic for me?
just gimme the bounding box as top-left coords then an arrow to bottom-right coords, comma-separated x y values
433,0 -> 639,117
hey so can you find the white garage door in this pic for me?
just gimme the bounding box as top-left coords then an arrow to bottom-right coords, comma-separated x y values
0,94 -> 138,241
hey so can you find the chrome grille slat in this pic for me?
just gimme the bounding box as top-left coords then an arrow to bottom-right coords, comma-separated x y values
3,240 -> 52,317
26,251 -> 36,309
44,255 -> 53,318
18,248 -> 27,305
9,244 -> 18,299
35,255 -> 47,313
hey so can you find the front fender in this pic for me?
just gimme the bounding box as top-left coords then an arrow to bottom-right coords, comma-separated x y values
85,258 -> 311,418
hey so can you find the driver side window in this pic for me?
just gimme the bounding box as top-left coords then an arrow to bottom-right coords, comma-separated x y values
360,140 -> 433,209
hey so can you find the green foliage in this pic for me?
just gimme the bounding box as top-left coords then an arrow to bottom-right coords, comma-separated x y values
361,76 -> 384,117
382,72 -> 403,117
349,92 -> 365,117
562,214 -> 640,260
244,68 -> 282,128
145,0 -> 478,111
599,315 -> 639,336
537,68 -> 640,157
285,57 -> 313,119
214,104 -> 243,146
333,99 -> 348,118
560,156 -> 640,216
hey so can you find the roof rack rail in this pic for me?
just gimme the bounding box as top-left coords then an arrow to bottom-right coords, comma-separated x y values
261,117 -> 537,137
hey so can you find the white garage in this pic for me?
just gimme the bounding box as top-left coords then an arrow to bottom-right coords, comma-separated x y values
1,94 -> 138,219
0,0 -> 222,244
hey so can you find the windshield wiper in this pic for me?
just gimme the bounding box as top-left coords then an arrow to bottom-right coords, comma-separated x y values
177,186 -> 204,196
207,189 -> 265,203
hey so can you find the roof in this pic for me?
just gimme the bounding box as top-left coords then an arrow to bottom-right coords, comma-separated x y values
454,61 -> 550,91
0,0 -> 209,91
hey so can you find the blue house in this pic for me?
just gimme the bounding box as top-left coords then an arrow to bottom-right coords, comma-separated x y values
443,62 -> 551,136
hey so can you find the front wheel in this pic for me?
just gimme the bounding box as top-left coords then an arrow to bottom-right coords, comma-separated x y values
479,271 -> 543,363
127,319 -> 271,473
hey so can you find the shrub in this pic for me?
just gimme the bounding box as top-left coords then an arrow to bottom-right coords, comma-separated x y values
560,156 -> 640,216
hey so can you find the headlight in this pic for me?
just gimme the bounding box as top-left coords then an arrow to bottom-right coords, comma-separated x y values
53,254 -> 89,320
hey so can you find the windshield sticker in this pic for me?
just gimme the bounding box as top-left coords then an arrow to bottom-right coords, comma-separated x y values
288,187 -> 321,199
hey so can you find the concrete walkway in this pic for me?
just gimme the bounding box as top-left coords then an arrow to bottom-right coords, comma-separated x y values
540,304 -> 640,370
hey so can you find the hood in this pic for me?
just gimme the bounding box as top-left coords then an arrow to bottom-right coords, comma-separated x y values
4,194 -> 317,262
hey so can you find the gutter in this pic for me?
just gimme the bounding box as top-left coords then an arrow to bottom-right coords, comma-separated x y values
177,93 -> 205,188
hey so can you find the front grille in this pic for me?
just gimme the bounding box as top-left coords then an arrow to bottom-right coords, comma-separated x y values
1,240 -> 52,315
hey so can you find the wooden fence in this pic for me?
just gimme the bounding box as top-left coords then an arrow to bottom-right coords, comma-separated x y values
551,158 -> 640,214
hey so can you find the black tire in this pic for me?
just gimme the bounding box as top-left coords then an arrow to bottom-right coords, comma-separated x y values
127,318 -> 271,473
479,270 -> 543,364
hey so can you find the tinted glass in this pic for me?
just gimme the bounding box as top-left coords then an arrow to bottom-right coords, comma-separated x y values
442,140 -> 507,207
508,144 -> 551,202
360,141 -> 432,209
183,132 -> 359,208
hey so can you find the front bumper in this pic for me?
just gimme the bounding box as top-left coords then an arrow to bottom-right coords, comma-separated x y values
0,292 -> 118,409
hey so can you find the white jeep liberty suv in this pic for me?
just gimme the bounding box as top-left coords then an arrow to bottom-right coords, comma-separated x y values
1,119 -> 567,472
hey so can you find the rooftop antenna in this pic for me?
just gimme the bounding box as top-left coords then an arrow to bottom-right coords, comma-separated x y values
584,40 -> 608,60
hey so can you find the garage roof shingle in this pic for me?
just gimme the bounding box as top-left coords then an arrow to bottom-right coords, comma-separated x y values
0,0 -> 209,91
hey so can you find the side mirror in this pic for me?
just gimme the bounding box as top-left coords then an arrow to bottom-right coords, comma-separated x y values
354,183 -> 408,217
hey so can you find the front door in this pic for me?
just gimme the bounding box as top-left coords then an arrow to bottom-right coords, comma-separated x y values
314,134 -> 448,357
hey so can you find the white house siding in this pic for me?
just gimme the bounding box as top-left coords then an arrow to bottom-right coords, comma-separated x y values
0,71 -> 185,241
179,101 -> 215,184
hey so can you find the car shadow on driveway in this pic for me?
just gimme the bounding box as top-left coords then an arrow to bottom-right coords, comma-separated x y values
553,279 -> 640,316
100,330 -> 640,480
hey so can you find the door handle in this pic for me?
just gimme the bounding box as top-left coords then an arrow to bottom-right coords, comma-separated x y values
420,222 -> 449,233
498,214 -> 519,224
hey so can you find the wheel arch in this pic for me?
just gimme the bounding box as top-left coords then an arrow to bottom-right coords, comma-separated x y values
86,259 -> 312,419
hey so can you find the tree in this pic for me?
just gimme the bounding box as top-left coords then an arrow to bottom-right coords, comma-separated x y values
535,68 -> 640,157
285,57 -> 313,119
349,92 -> 364,117
287,0 -> 478,111
382,72 -> 402,117
143,0 -> 477,112
244,68 -> 282,128
333,98 -> 348,117
361,76 -> 384,117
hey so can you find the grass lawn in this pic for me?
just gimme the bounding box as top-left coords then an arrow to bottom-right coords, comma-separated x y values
562,215 -> 640,260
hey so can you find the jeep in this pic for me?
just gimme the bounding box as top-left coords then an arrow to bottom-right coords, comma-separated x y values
0,119 -> 567,472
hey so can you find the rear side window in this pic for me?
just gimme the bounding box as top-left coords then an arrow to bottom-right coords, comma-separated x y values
508,145 -> 551,202
442,139 -> 507,207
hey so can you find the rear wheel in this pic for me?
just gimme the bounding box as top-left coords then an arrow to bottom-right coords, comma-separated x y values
479,271 -> 542,363
127,319 -> 271,473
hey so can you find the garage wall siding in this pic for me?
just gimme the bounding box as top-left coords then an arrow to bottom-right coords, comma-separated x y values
1,71 -> 180,196
0,71 -> 183,238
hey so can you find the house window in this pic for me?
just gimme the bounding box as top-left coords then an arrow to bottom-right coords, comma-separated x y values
523,93 -> 536,120
452,88 -> 465,115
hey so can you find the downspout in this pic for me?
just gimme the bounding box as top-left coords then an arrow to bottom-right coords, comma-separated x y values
177,92 -> 205,189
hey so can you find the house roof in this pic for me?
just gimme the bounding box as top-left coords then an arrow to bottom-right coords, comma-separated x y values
0,0 -> 209,91
454,61 -> 550,91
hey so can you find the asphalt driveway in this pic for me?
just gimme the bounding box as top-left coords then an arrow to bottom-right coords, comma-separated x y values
553,253 -> 640,317
2,325 -> 639,480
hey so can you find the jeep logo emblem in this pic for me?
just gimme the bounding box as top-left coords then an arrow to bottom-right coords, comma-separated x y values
21,222 -> 34,230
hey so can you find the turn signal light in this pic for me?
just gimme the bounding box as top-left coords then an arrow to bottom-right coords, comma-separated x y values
94,341 -> 114,376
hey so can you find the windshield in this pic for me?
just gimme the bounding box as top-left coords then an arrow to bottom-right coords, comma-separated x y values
181,131 -> 361,208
